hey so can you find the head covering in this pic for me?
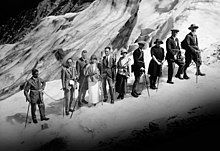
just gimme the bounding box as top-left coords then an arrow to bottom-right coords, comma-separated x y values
171,29 -> 179,33
90,54 -> 97,60
137,41 -> 146,46
154,39 -> 163,44
82,50 -> 87,53
121,48 -> 128,54
188,24 -> 199,30
32,68 -> 39,75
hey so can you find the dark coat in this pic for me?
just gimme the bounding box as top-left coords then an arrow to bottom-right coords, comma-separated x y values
148,45 -> 164,77
166,36 -> 181,61
132,48 -> 145,76
102,55 -> 116,79
76,57 -> 88,90
24,77 -> 46,104
185,32 -> 200,54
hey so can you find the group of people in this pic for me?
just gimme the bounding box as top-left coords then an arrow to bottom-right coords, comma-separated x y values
24,24 -> 206,123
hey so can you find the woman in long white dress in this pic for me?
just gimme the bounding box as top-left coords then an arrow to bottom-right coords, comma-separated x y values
84,54 -> 101,106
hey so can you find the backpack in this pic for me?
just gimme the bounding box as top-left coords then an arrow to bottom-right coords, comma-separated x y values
181,37 -> 187,50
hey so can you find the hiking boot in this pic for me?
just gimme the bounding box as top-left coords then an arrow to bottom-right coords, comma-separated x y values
41,117 -> 49,121
183,74 -> 190,79
65,111 -> 69,116
196,72 -> 206,76
167,80 -> 174,84
69,108 -> 74,112
82,99 -> 88,104
150,85 -> 157,90
33,119 -> 38,124
110,100 -> 114,104
175,74 -> 184,80
135,92 -> 141,95
117,94 -> 122,99
131,92 -> 138,98
103,98 -> 108,102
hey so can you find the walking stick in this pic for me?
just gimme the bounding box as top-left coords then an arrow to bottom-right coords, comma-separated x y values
156,64 -> 162,92
63,95 -> 65,117
25,102 -> 30,128
196,53 -> 199,84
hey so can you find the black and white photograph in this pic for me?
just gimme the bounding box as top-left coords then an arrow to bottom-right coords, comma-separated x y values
0,0 -> 220,151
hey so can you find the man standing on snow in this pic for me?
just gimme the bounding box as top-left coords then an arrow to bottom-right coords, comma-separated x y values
61,58 -> 78,115
24,69 -> 49,124
131,41 -> 146,97
76,50 -> 89,107
166,29 -> 185,84
182,24 -> 205,79
102,46 -> 116,104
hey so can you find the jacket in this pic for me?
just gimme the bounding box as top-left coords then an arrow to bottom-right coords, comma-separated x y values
61,66 -> 77,90
185,32 -> 200,54
24,77 -> 46,103
102,55 -> 116,79
166,36 -> 181,60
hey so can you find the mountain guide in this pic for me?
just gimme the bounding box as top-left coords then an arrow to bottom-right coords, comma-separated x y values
131,41 -> 146,98
166,29 -> 185,84
24,69 -> 49,124
182,24 -> 206,80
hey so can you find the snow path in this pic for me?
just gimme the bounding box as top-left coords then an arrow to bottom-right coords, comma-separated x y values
0,64 -> 220,150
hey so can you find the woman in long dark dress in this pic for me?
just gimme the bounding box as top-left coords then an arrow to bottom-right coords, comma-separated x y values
115,48 -> 130,100
148,39 -> 165,89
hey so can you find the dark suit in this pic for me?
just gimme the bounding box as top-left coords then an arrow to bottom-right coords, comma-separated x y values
24,77 -> 46,120
61,66 -> 77,112
132,48 -> 145,94
76,57 -> 88,103
102,55 -> 116,101
183,32 -> 202,74
166,36 -> 185,81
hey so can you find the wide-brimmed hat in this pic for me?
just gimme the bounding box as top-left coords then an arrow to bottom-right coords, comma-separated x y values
154,39 -> 163,44
137,41 -> 147,45
188,24 -> 199,30
121,48 -> 128,54
171,29 -> 179,32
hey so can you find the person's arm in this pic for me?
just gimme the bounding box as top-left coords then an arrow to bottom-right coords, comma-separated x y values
24,81 -> 31,102
61,67 -> 66,90
186,35 -> 199,54
41,78 -> 46,90
152,55 -> 161,65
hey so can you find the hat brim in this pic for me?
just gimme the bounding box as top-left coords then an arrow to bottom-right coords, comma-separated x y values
171,29 -> 179,32
137,41 -> 146,45
188,26 -> 199,30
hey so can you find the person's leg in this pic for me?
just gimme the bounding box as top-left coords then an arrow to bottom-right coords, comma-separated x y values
132,73 -> 140,96
38,101 -> 49,121
107,77 -> 115,103
64,89 -> 70,115
69,86 -> 74,111
175,59 -> 185,79
102,75 -> 108,101
183,52 -> 192,79
31,103 -> 37,123
193,52 -> 205,76
167,60 -> 174,82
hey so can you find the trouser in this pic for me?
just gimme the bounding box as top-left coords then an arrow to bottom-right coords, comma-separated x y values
167,59 -> 185,81
103,75 -> 115,101
64,86 -> 74,112
78,79 -> 87,103
132,72 -> 142,94
149,76 -> 157,87
184,52 -> 202,75
31,102 -> 46,120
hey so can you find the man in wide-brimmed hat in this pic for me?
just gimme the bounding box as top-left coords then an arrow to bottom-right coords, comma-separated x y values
131,41 -> 146,97
148,39 -> 165,89
182,24 -> 205,79
165,29 -> 185,84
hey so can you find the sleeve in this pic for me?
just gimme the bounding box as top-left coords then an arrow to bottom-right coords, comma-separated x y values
40,78 -> 46,90
76,60 -> 80,76
24,81 -> 31,99
162,48 -> 165,60
150,47 -> 154,57
61,67 -> 66,89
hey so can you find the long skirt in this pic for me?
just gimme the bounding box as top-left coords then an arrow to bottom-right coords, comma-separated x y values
148,59 -> 162,77
88,81 -> 99,104
115,73 -> 127,94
